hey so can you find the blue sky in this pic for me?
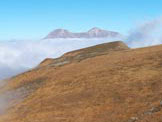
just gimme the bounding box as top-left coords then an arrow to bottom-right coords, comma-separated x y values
0,0 -> 162,40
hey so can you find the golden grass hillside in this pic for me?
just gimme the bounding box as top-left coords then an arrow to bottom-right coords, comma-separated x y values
0,41 -> 162,122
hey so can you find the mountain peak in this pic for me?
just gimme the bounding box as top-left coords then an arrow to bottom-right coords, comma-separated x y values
88,27 -> 107,34
88,27 -> 103,33
89,27 -> 102,31
44,29 -> 72,39
44,27 -> 122,39
54,29 -> 69,33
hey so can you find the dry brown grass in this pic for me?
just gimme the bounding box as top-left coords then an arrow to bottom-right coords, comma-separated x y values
0,41 -> 162,122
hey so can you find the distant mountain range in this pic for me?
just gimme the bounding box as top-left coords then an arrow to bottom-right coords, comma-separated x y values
44,27 -> 122,39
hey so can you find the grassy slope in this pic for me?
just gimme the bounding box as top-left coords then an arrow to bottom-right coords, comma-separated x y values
0,42 -> 162,122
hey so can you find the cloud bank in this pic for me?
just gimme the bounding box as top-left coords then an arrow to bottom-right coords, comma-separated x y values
0,37 -> 121,80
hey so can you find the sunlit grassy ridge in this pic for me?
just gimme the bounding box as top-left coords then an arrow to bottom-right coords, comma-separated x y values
1,41 -> 162,122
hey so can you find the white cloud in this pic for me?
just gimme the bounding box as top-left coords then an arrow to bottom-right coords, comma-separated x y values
126,17 -> 162,48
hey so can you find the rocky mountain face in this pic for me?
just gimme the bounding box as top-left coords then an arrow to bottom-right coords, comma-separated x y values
44,27 -> 122,39
1,41 -> 162,122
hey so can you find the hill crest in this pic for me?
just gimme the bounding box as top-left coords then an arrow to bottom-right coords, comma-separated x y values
39,41 -> 129,67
